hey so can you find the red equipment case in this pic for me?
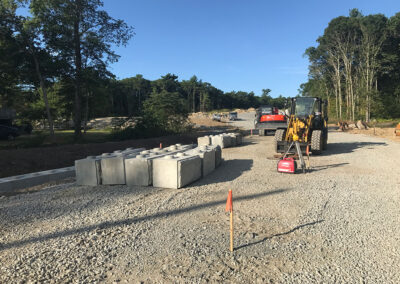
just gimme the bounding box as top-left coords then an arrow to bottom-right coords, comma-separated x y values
277,158 -> 297,174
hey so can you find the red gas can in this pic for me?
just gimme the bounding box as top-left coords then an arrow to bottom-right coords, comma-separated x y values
277,158 -> 297,174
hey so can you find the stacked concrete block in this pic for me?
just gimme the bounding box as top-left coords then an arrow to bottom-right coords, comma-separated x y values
185,146 -> 216,177
197,135 -> 211,146
211,134 -> 231,149
101,148 -> 145,185
75,156 -> 103,186
124,144 -> 195,186
153,153 -> 201,189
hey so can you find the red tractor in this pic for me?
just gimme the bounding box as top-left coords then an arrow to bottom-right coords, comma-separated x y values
254,105 -> 287,136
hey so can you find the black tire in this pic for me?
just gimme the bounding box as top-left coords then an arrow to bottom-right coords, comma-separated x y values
275,129 -> 285,141
323,130 -> 328,150
274,129 -> 286,153
311,130 -> 323,155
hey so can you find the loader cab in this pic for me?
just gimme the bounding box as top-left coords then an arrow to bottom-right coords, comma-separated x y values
290,97 -> 317,118
289,97 -> 327,118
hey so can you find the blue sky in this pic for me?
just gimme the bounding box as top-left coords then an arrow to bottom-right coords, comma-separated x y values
103,0 -> 399,98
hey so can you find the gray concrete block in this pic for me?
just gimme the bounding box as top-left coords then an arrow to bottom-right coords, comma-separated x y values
124,149 -> 167,186
125,154 -> 153,186
227,134 -> 237,146
124,144 -> 196,186
208,144 -> 222,167
101,148 -> 145,185
228,133 -> 242,146
153,153 -> 201,189
186,146 -> 216,176
197,136 -> 211,146
0,167 -> 75,193
211,134 -> 231,148
75,156 -> 102,186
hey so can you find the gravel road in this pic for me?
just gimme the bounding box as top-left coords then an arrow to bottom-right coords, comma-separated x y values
1,130 -> 400,283
231,111 -> 257,130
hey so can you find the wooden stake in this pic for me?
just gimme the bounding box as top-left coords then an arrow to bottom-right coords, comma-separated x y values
230,210 -> 234,252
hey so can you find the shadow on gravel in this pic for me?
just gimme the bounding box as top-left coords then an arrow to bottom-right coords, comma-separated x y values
0,188 -> 289,251
232,141 -> 257,148
193,159 -> 253,186
324,142 -> 387,155
241,129 -> 259,136
236,219 -> 324,251
309,163 -> 349,172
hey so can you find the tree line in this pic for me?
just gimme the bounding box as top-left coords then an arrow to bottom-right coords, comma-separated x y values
0,1 -> 287,138
300,9 -> 400,122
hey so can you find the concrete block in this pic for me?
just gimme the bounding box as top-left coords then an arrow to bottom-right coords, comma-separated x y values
0,167 -> 75,193
75,156 -> 102,186
211,134 -> 231,148
197,135 -> 211,146
227,134 -> 237,146
124,149 -> 167,186
228,133 -> 242,146
208,145 -> 222,167
124,144 -> 196,186
153,153 -> 201,189
186,146 -> 216,176
101,148 -> 145,185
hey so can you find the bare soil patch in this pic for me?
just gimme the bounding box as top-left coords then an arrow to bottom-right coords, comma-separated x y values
346,127 -> 400,142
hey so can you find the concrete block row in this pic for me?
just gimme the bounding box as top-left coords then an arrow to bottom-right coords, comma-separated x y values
74,142 -> 224,189
0,167 -> 75,193
197,133 -> 242,149
75,144 -> 195,186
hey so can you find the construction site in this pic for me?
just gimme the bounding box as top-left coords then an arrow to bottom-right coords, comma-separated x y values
1,109 -> 399,283
2,1 -> 400,283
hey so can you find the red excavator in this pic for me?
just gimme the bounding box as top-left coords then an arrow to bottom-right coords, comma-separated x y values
254,105 -> 287,136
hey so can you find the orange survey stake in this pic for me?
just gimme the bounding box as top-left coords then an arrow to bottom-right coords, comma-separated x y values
225,190 -> 234,252
225,190 -> 233,212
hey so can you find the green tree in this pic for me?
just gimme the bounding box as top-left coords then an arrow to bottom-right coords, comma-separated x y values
143,90 -> 188,133
259,88 -> 272,105
30,0 -> 134,137
1,0 -> 61,134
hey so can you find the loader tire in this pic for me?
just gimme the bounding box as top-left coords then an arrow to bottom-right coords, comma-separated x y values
274,129 -> 286,153
311,130 -> 323,155
275,129 -> 286,141
323,130 -> 328,150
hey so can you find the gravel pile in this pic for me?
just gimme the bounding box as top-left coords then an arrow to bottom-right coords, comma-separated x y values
1,131 -> 400,283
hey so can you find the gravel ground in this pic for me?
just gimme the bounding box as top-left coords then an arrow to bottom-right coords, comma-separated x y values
1,131 -> 400,283
231,111 -> 256,130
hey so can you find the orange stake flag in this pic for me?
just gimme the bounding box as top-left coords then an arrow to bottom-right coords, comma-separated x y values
225,190 -> 233,212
